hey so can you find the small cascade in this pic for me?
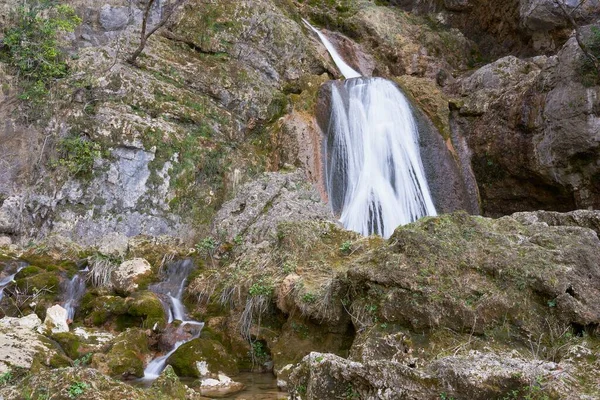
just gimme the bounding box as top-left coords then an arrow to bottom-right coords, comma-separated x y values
0,262 -> 26,302
306,20 -> 437,238
143,259 -> 204,380
62,267 -> 89,321
303,19 -> 361,79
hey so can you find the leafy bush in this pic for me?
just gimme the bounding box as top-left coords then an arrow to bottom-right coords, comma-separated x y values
1,0 -> 81,105
55,136 -> 103,177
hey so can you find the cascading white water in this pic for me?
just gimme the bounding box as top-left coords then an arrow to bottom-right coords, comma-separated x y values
0,262 -> 26,302
62,267 -> 88,321
143,259 -> 204,380
306,20 -> 437,238
302,19 -> 361,79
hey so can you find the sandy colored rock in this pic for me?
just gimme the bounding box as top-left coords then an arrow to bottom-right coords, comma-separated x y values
43,304 -> 69,333
111,258 -> 152,295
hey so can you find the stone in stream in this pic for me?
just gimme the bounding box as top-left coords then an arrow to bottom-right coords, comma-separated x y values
43,304 -> 69,333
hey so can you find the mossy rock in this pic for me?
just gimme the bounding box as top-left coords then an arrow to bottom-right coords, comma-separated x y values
127,291 -> 167,330
15,270 -> 60,293
166,337 -> 238,377
51,332 -> 82,360
95,328 -> 149,378
150,365 -> 187,398
83,295 -> 129,327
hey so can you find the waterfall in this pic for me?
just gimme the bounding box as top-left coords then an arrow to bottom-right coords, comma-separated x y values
0,262 -> 26,302
62,267 -> 88,321
143,259 -> 204,380
306,20 -> 437,238
302,19 -> 361,79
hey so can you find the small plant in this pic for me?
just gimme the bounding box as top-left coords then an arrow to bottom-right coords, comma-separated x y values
345,384 -> 360,399
296,384 -> 307,395
302,292 -> 317,303
440,393 -> 456,400
196,237 -> 218,265
0,371 -> 12,386
67,381 -> 88,398
233,234 -> 243,245
282,261 -> 297,274
248,279 -> 273,297
340,240 -> 352,254
73,353 -> 92,366
250,340 -> 270,364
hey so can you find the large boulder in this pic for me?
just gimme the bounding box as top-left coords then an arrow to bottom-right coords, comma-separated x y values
92,328 -> 150,378
166,337 -> 239,378
288,351 -> 576,399
0,314 -> 70,373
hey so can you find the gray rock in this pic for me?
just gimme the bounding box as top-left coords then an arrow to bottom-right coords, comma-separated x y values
454,31 -> 600,216
289,351 -> 571,400
511,209 -> 600,235
99,5 -> 131,31
520,0 -> 600,31
212,170 -> 333,244
43,304 -> 69,333
0,196 -> 21,234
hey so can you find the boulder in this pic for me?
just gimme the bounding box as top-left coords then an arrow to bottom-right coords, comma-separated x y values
199,373 -> 245,398
288,351 -> 573,399
43,304 -> 69,333
92,328 -> 149,378
519,0 -> 600,31
0,314 -> 67,373
166,337 -> 238,378
111,258 -> 152,295
99,5 -> 130,31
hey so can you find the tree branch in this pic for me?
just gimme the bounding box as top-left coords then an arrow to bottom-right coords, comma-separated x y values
127,0 -> 187,66
554,0 -> 600,78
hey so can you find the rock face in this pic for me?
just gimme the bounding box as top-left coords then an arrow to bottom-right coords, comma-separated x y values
520,0 -> 600,31
111,258 -> 152,295
212,170 -> 333,244
452,30 -> 600,216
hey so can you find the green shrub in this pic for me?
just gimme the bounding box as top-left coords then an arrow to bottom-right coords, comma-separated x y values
1,0 -> 81,106
55,136 -> 103,177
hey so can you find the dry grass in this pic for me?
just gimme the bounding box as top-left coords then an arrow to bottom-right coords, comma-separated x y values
87,254 -> 119,288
